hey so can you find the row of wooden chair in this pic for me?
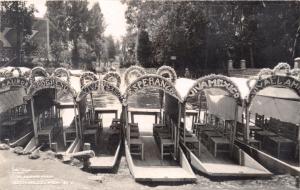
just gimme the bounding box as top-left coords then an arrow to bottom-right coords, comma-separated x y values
153,124 -> 174,160
252,114 -> 299,160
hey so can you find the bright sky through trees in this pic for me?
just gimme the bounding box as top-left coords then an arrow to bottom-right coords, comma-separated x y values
29,0 -> 127,40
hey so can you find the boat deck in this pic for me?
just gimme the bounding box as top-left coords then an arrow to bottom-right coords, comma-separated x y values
190,142 -> 272,176
88,126 -> 121,169
54,129 -> 68,153
92,127 -> 120,156
132,136 -> 178,167
132,167 -> 195,182
195,142 -> 234,164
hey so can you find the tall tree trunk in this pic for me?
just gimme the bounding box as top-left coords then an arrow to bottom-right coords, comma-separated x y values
16,25 -> 23,66
292,24 -> 300,60
72,39 -> 79,69
249,45 -> 254,68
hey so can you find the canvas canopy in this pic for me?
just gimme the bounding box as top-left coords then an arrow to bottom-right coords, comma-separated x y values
249,87 -> 300,124
0,88 -> 26,113
175,77 -> 247,123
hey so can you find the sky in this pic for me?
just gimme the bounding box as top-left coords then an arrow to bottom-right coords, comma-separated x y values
29,0 -> 127,40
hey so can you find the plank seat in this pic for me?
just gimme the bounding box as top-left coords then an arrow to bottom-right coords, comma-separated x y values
265,136 -> 295,159
38,125 -> 58,146
63,127 -> 76,146
160,138 -> 174,160
130,138 -> 144,160
201,131 -> 222,147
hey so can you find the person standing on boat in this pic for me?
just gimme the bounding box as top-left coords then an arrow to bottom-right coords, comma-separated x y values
184,67 -> 191,78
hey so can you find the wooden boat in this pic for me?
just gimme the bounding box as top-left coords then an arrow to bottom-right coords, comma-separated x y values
236,64 -> 300,176
76,72 -> 123,170
122,67 -> 196,182
0,67 -> 33,148
176,75 -> 272,177
24,67 -> 81,155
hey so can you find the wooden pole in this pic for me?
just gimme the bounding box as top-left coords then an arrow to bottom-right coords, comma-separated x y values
125,106 -> 130,146
73,98 -> 78,138
183,103 -> 186,145
245,102 -> 250,143
30,99 -> 38,145
231,104 -> 239,157
175,101 -> 182,160
77,101 -> 83,140
90,93 -> 95,123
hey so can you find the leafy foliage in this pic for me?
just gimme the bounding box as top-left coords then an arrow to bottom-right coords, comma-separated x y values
1,1 -> 35,66
122,1 -> 300,77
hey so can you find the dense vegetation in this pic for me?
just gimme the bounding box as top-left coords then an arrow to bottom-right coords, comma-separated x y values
121,1 -> 300,76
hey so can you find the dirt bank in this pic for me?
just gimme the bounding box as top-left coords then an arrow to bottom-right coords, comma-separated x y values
0,149 -> 298,190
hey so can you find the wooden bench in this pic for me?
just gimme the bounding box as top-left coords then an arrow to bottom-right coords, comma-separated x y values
130,138 -> 144,160
160,138 -> 174,160
38,127 -> 54,145
63,127 -> 76,146
83,129 -> 98,145
265,136 -> 295,159
202,131 -> 222,147
255,130 -> 277,149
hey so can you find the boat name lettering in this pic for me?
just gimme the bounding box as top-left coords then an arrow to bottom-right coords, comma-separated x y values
189,78 -> 240,99
0,77 -> 29,89
251,76 -> 300,96
128,76 -> 175,95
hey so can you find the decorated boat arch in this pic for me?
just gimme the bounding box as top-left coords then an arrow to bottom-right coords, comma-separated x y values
237,64 -> 300,176
29,67 -> 49,83
0,75 -> 30,90
27,76 -> 77,99
52,67 -> 70,83
26,75 -> 79,153
184,74 -> 242,103
103,72 -> 122,88
77,79 -> 123,103
123,65 -> 146,86
76,78 -> 123,170
122,73 -> 196,182
79,71 -> 98,88
124,74 -> 182,102
0,68 -> 32,149
248,75 -> 300,104
176,74 -> 271,177
156,65 -> 177,83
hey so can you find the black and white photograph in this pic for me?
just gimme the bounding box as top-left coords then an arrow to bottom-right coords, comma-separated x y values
0,0 -> 299,189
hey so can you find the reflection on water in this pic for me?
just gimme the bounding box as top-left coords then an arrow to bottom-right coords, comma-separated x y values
88,89 -> 161,132
90,89 -> 161,109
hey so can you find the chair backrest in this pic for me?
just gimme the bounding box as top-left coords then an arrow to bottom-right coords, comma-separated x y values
255,113 -> 265,128
267,117 -> 280,134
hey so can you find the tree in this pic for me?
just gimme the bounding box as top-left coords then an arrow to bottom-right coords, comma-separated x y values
46,1 -> 68,67
45,1 -> 68,44
86,2 -> 105,66
123,0 -> 300,74
77,37 -> 96,70
65,0 -> 90,68
1,1 -> 35,66
105,35 -> 116,62
136,29 -> 152,67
